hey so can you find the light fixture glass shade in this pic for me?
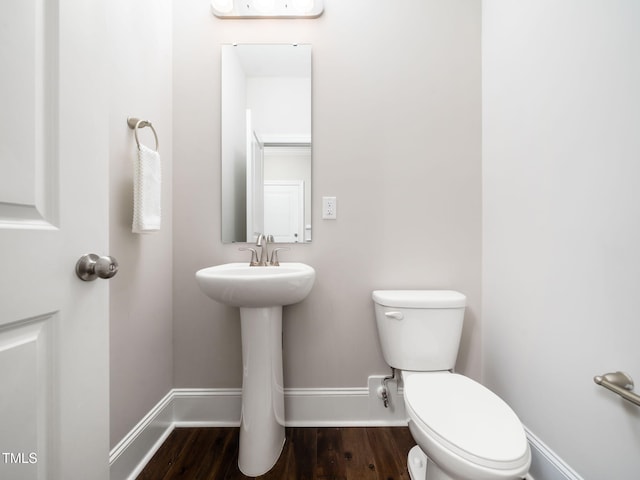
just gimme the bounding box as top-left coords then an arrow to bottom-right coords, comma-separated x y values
292,0 -> 315,13
252,0 -> 276,13
211,0 -> 323,18
211,0 -> 234,13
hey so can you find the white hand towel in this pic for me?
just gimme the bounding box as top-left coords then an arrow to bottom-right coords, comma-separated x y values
132,144 -> 161,233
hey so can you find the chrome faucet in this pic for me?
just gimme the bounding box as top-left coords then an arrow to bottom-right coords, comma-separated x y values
240,234 -> 285,266
256,233 -> 274,266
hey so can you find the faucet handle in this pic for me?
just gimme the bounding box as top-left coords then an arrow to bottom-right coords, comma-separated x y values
269,247 -> 290,266
239,247 -> 259,266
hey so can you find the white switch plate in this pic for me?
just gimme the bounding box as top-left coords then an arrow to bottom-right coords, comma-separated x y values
322,196 -> 337,219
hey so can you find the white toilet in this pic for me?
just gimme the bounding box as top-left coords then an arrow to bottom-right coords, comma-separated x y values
372,290 -> 531,480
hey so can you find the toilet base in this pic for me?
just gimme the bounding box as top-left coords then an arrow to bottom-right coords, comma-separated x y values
408,446 -> 427,480
408,445 -> 454,480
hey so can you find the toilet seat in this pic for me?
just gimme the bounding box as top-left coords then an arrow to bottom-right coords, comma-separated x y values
403,372 -> 530,471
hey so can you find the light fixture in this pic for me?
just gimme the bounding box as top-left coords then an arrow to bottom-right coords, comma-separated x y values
292,0 -> 315,14
210,0 -> 324,18
211,0 -> 234,13
252,0 -> 276,14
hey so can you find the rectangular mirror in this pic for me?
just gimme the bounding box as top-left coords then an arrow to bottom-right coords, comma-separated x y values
221,44 -> 312,243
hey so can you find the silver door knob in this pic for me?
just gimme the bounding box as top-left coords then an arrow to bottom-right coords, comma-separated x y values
76,254 -> 119,281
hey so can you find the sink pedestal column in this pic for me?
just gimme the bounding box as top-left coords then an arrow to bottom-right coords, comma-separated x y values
238,306 -> 285,476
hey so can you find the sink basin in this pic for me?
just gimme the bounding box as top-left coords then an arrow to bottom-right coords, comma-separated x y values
195,261 -> 315,476
195,262 -> 315,308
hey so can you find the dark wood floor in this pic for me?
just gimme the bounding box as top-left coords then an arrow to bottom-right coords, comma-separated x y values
137,427 -> 416,480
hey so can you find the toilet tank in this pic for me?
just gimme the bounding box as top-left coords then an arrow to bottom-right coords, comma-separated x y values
372,290 -> 466,371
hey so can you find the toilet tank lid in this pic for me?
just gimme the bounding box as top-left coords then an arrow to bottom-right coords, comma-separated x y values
372,290 -> 466,308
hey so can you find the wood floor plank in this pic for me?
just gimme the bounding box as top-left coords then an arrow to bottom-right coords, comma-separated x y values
163,428 -> 236,479
148,428 -> 202,479
288,427 -> 317,480
316,427 -> 346,480
340,427 -> 378,480
389,427 -> 416,464
136,428 -> 194,480
137,427 -> 413,480
365,427 -> 411,480
198,428 -> 239,480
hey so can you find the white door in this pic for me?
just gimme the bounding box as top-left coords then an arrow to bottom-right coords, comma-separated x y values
0,1 -> 110,479
264,181 -> 304,243
246,110 -> 264,241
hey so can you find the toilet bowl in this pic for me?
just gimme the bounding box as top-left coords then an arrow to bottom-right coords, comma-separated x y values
403,371 -> 530,480
372,290 -> 531,480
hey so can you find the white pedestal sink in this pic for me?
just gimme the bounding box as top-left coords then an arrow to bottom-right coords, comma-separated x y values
195,262 -> 315,476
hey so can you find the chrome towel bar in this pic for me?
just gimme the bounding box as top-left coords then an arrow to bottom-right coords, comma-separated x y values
127,117 -> 159,151
594,371 -> 640,407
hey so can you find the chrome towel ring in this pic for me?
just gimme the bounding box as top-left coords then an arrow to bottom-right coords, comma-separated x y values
127,117 -> 159,151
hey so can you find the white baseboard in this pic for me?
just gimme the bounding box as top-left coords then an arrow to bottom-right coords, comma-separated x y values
110,387 -> 582,480
109,391 -> 175,480
524,426 -> 584,480
172,388 -> 242,427
287,386 -> 408,426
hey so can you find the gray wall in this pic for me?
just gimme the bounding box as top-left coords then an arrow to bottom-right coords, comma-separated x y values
172,0 -> 482,389
108,0 -> 173,447
483,1 -> 640,477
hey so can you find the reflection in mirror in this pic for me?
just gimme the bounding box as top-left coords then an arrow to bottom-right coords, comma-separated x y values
221,44 -> 312,244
